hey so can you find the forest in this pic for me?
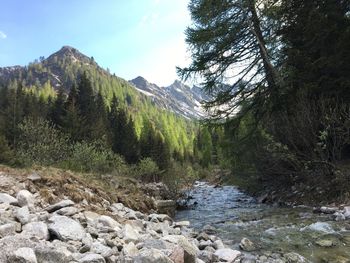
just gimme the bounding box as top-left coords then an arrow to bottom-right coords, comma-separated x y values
178,0 -> 350,201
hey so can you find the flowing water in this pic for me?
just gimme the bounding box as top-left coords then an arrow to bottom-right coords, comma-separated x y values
175,182 -> 350,263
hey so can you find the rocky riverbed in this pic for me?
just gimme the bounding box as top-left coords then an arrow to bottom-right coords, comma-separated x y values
176,181 -> 350,263
0,169 -> 248,263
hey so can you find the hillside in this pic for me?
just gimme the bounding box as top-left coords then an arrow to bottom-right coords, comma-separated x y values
0,46 -> 198,158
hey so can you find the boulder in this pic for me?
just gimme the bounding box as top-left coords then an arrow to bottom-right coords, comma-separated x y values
169,246 -> 184,263
98,215 -> 121,230
0,235 -> 35,262
78,253 -> 106,263
123,242 -> 139,257
22,222 -> 49,240
0,193 -> 18,205
91,241 -> 113,257
46,199 -> 75,213
27,173 -> 42,182
16,190 -> 34,208
123,224 -> 140,243
239,238 -> 257,252
0,222 -> 17,237
134,248 -> 173,263
48,215 -> 86,241
214,248 -> 241,262
15,206 -> 30,225
35,245 -> 73,263
8,247 -> 37,263
56,206 -> 79,216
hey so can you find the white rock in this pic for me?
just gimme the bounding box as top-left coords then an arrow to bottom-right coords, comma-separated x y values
124,224 -> 140,243
17,190 -> 34,208
27,173 -> 41,182
300,222 -> 335,233
22,222 -> 49,240
48,215 -> 86,241
134,248 -> 173,263
174,221 -> 190,227
0,193 -> 18,205
0,222 -> 17,237
214,248 -> 241,262
123,242 -> 139,257
46,200 -> 75,213
91,241 -> 112,257
98,215 -> 121,230
15,206 -> 30,224
78,253 -> 106,263
8,247 -> 37,263
56,206 -> 79,216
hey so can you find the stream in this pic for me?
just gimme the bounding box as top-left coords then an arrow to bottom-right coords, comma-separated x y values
175,181 -> 350,263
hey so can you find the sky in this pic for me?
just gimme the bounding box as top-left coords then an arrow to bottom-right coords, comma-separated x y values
0,0 -> 192,86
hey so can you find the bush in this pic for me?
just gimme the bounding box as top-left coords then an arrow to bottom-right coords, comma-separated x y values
17,118 -> 70,166
62,140 -> 127,174
0,135 -> 14,164
134,158 -> 161,182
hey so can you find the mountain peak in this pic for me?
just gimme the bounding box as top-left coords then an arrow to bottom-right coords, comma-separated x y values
46,46 -> 93,65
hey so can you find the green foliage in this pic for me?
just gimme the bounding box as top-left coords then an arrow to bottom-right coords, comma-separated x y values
0,134 -> 14,164
63,140 -> 126,174
134,157 -> 161,182
17,118 -> 70,166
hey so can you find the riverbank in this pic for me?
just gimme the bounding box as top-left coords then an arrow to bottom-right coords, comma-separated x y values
0,165 -> 248,263
176,181 -> 350,262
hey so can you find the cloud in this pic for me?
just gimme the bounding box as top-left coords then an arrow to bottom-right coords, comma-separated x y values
0,31 -> 7,39
138,13 -> 159,27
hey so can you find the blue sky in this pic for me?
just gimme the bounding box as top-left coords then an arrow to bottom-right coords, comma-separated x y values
0,0 -> 191,86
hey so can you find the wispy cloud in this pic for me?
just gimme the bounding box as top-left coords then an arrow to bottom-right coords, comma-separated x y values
0,31 -> 7,39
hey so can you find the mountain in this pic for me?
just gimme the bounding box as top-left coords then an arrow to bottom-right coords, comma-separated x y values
0,46 -> 198,157
130,76 -> 210,119
0,46 -> 209,120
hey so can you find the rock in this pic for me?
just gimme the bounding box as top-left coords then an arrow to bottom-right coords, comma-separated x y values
174,221 -> 190,227
315,239 -> 334,247
196,232 -> 210,241
0,193 -> 18,205
98,215 -> 121,230
300,222 -> 334,233
79,253 -> 106,263
123,242 -> 139,257
169,246 -> 184,263
283,252 -> 309,263
239,238 -> 257,252
123,224 -> 140,243
198,240 -> 213,250
142,239 -> 168,250
48,215 -> 86,241
155,200 -> 176,217
334,212 -> 346,221
0,222 -> 17,237
8,247 -> 37,263
22,222 -> 49,240
91,241 -> 113,257
202,225 -> 217,235
56,206 -> 79,216
35,245 -> 72,263
343,206 -> 350,218
15,206 -> 30,224
27,173 -> 42,182
319,206 -> 338,214
16,190 -> 34,208
134,248 -> 173,263
46,199 -> 75,213
213,240 -> 225,250
198,250 -> 217,263
214,248 -> 241,262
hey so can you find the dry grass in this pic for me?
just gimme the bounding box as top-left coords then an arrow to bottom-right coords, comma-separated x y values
0,164 -> 155,213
